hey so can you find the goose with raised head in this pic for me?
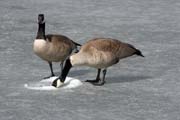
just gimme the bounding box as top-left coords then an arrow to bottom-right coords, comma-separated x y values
52,38 -> 144,87
33,14 -> 80,79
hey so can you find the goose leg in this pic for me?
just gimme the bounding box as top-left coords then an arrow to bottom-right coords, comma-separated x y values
43,62 -> 55,79
91,69 -> 106,86
101,69 -> 107,85
86,69 -> 101,83
60,61 -> 64,76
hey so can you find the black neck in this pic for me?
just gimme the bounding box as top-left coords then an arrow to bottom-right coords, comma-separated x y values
36,23 -> 46,39
60,58 -> 72,82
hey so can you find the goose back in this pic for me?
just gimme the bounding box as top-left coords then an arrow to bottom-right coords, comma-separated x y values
71,38 -> 138,68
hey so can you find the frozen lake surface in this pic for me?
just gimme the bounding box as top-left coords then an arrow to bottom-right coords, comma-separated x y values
0,0 -> 180,120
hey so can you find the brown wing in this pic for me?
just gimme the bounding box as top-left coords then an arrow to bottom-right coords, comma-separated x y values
81,38 -> 121,53
46,34 -> 75,46
82,38 -> 137,59
46,34 -> 76,59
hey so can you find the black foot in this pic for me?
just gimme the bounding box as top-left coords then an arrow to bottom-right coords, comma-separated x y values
43,74 -> 55,79
91,80 -> 105,86
85,79 -> 105,86
85,79 -> 100,83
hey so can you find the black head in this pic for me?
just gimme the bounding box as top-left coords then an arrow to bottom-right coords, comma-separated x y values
38,14 -> 45,24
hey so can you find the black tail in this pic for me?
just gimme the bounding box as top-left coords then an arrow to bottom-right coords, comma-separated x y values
127,44 -> 144,57
73,41 -> 81,46
135,49 -> 144,57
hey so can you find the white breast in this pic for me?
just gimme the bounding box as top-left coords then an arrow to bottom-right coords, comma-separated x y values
33,39 -> 47,53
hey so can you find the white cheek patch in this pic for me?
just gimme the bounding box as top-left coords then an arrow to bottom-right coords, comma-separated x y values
56,79 -> 63,88
24,76 -> 83,91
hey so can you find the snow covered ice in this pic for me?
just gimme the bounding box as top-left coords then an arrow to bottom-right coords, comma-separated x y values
24,76 -> 83,90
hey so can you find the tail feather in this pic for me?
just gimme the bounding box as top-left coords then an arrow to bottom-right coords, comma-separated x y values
73,41 -> 81,46
127,43 -> 144,57
72,41 -> 81,53
135,49 -> 144,57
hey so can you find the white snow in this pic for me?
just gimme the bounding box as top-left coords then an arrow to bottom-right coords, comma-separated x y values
24,76 -> 83,91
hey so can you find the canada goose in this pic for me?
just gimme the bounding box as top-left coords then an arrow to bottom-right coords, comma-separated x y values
33,14 -> 80,79
52,38 -> 144,87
